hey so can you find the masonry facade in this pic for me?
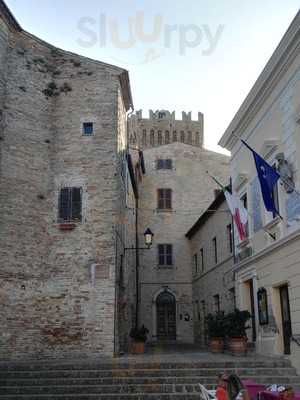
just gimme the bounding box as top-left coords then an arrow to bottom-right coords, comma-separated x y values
219,11 -> 300,372
186,191 -> 235,346
0,1 -> 136,359
129,110 -> 229,343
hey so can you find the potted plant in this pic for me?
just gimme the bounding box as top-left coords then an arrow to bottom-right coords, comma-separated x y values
225,309 -> 251,356
205,312 -> 226,353
129,325 -> 149,354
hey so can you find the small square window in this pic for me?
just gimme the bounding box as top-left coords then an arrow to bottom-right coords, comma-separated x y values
83,122 -> 93,136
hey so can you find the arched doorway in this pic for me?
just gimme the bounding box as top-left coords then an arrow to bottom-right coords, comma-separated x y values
156,291 -> 176,340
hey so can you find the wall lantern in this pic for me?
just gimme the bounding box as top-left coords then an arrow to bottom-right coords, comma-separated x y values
124,228 -> 154,252
144,228 -> 154,248
257,287 -> 269,325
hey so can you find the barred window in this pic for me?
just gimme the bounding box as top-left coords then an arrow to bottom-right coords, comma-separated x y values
158,244 -> 173,266
158,131 -> 162,145
142,130 -> 147,146
150,130 -> 155,146
165,130 -> 170,144
188,131 -> 192,144
157,188 -> 172,209
173,131 -> 177,142
180,131 -> 185,143
59,187 -> 82,222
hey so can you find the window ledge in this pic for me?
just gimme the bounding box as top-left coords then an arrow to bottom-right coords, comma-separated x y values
156,209 -> 173,213
57,222 -> 78,231
263,216 -> 281,230
157,265 -> 174,269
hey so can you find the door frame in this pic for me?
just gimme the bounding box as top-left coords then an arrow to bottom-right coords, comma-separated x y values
152,288 -> 177,341
279,284 -> 292,355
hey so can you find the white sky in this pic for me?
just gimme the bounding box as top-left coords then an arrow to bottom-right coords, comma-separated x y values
6,0 -> 300,154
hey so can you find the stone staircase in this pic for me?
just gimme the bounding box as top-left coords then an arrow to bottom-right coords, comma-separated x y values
0,358 -> 299,399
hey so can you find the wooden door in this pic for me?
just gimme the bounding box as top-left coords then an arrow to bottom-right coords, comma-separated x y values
280,285 -> 292,355
156,292 -> 176,340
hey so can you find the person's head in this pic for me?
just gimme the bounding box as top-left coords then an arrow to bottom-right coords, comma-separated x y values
218,373 -> 229,388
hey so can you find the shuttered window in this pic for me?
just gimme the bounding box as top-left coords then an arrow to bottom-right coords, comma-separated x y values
157,188 -> 172,209
158,244 -> 173,266
59,187 -> 82,222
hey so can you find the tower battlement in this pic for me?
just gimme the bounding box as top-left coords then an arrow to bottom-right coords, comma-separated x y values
134,109 -> 203,122
128,109 -> 204,149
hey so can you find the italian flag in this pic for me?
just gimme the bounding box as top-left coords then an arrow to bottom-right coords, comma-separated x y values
208,173 -> 248,242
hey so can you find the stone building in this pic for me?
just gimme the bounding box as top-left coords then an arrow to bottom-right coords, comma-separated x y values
185,190 -> 235,346
129,110 -> 229,343
0,0 -> 137,359
219,10 -> 300,371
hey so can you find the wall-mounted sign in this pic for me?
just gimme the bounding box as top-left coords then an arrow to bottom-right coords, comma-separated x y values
257,287 -> 269,325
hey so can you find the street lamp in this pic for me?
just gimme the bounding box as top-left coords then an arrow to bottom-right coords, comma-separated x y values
124,228 -> 154,251
143,228 -> 154,249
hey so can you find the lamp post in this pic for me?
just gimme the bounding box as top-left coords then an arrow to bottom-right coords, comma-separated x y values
124,228 -> 154,329
124,227 -> 154,251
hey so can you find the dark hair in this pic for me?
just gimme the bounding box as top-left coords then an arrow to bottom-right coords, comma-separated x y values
227,374 -> 245,400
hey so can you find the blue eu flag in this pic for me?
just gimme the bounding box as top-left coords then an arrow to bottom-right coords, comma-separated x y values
241,140 -> 280,216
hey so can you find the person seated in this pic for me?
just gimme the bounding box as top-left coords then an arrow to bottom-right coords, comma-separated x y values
227,374 -> 251,400
216,373 -> 229,400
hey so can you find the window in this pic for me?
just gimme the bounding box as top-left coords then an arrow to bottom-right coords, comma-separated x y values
193,253 -> 198,274
212,237 -> 217,264
59,187 -> 82,222
157,130 -> 162,145
200,248 -> 204,271
150,130 -> 155,146
142,129 -> 147,146
157,188 -> 172,210
158,244 -> 173,266
196,300 -> 200,321
173,131 -> 177,142
195,132 -> 200,145
213,294 -> 220,312
241,193 -> 249,237
188,131 -> 192,144
227,223 -> 233,253
156,159 -> 172,170
229,288 -> 236,311
165,130 -> 170,144
158,111 -> 166,119
83,122 -> 93,136
180,131 -> 185,143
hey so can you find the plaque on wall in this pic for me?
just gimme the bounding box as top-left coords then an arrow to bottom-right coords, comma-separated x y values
251,177 -> 263,232
257,287 -> 269,325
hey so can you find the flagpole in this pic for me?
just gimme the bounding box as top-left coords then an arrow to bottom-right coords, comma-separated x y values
206,171 -> 276,241
232,132 -> 300,198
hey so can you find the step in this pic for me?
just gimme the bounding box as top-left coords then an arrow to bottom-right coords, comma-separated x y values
0,367 -> 297,380
0,360 -> 292,371
0,375 -> 299,387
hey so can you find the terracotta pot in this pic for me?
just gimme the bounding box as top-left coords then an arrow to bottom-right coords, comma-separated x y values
228,336 -> 247,356
208,337 -> 224,353
130,341 -> 145,354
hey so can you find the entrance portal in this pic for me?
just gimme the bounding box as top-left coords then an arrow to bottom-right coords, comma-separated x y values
156,291 -> 176,340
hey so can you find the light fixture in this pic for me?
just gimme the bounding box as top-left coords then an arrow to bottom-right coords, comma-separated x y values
144,228 -> 154,248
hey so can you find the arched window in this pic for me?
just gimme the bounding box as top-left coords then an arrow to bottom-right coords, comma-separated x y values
142,129 -> 147,146
188,131 -> 192,144
165,130 -> 170,144
158,130 -> 162,145
195,132 -> 200,146
150,130 -> 155,146
180,131 -> 185,143
172,131 -> 177,142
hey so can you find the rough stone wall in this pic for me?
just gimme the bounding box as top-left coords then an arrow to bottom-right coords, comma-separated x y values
137,142 -> 229,342
128,110 -> 203,150
188,197 -> 234,345
0,15 -> 131,359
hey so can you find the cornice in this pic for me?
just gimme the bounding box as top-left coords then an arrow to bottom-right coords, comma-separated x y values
219,11 -> 300,150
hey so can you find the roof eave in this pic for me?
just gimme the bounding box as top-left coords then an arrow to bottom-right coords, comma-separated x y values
0,0 -> 22,31
219,9 -> 300,151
